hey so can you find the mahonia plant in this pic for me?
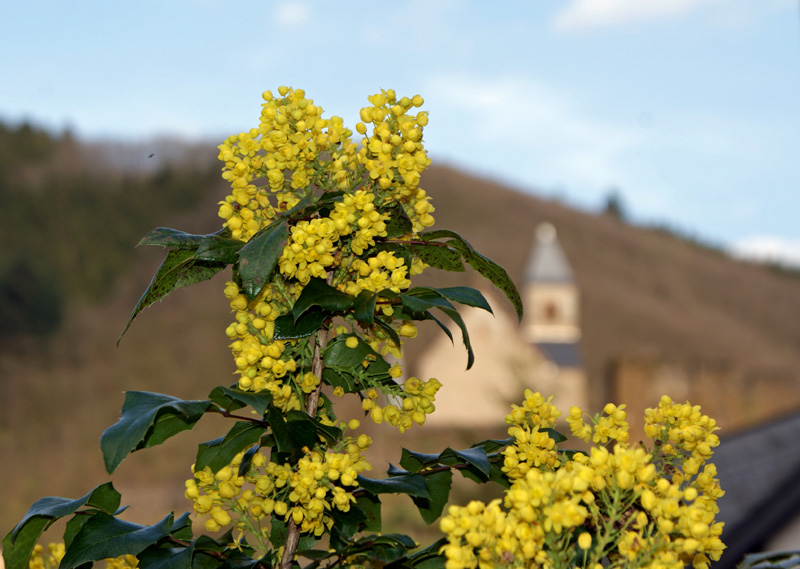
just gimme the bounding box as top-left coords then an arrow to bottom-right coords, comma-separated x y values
2,87 -> 725,569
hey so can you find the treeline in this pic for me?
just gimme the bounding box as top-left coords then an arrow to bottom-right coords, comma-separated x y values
0,121 -> 223,342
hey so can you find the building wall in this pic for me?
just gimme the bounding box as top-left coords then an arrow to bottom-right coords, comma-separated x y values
417,289 -> 588,428
609,355 -> 800,440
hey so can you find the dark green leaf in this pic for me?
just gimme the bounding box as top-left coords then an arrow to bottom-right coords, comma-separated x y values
170,512 -> 194,541
292,278 -> 353,322
60,513 -> 173,569
398,292 -> 455,316
208,385 -> 273,416
400,449 -> 441,473
409,242 -> 464,272
354,494 -> 382,533
373,317 -> 401,348
330,506 -> 367,543
353,290 -> 378,325
434,305 -> 474,369
195,422 -> 266,474
7,483 -> 120,548
138,544 -> 194,569
439,447 -> 491,477
471,437 -> 514,454
426,286 -> 492,313
237,221 -> 289,301
137,227 -> 209,248
273,309 -> 327,340
356,474 -> 429,499
101,392 -> 212,474
119,249 -> 226,344
266,409 -> 318,456
195,236 -> 244,263
381,202 -> 413,238
408,537 -> 448,569
238,445 -> 261,478
412,469 -> 453,524
2,517 -> 49,569
324,336 -> 377,369
64,514 -> 93,550
322,368 -> 357,393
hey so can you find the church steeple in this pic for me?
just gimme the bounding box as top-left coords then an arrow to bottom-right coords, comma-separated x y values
523,223 -> 581,346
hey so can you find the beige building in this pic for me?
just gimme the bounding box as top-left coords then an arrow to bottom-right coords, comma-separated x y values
419,223 -> 588,427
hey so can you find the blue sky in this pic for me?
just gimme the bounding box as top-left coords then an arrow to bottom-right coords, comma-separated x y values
2,1 -> 799,263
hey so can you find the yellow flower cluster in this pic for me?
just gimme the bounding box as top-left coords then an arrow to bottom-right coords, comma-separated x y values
217,87 -> 358,242
361,376 -> 442,433
186,437 -> 372,542
28,543 -> 64,569
567,402 -> 630,446
223,281 -> 306,411
502,390 -> 562,478
355,89 -> 434,232
440,393 -> 725,569
28,543 -> 137,569
215,87 -> 441,427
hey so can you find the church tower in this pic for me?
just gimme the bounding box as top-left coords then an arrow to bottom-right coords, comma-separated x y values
522,223 -> 586,408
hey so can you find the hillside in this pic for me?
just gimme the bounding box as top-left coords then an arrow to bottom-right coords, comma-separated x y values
4,138 -> 800,535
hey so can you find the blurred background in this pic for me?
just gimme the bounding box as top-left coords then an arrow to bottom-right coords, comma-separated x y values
2,2 -> 800,567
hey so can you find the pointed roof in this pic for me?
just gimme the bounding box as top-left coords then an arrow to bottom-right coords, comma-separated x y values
524,223 -> 575,284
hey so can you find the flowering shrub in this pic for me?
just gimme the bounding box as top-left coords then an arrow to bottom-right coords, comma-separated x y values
3,88 -> 725,569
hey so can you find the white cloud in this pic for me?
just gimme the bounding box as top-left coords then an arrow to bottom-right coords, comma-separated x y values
275,2 -> 309,27
554,0 -> 719,32
730,236 -> 800,268
424,74 -> 641,192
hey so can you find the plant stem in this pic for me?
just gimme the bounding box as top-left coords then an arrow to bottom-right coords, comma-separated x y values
280,308 -> 330,569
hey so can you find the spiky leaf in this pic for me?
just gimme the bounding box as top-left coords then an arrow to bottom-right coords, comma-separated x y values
101,392 -> 212,474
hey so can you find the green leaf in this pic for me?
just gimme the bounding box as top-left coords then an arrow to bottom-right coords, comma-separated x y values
356,474 -> 429,499
2,517 -> 49,569
439,447 -> 491,477
273,309 -> 327,340
137,227 -> 209,248
237,221 -> 289,301
381,202 -> 413,238
400,449 -> 441,473
373,317 -> 401,348
409,241 -> 464,272
208,385 -> 273,416
137,544 -> 194,569
324,336 -> 377,369
398,291 -> 455,316
195,236 -> 244,264
471,437 -> 514,454
5,483 -> 121,556
292,277 -> 354,322
119,249 -> 226,344
412,469 -> 453,524
266,408 -> 318,456
170,512 -> 194,541
60,512 -> 173,569
101,392 -> 212,474
408,538 -> 448,569
195,422 -> 266,474
426,286 -> 492,313
321,368 -> 357,393
354,494 -> 382,533
353,290 -> 378,325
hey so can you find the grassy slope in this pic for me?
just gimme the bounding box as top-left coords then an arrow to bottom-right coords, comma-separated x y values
4,159 -> 800,535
